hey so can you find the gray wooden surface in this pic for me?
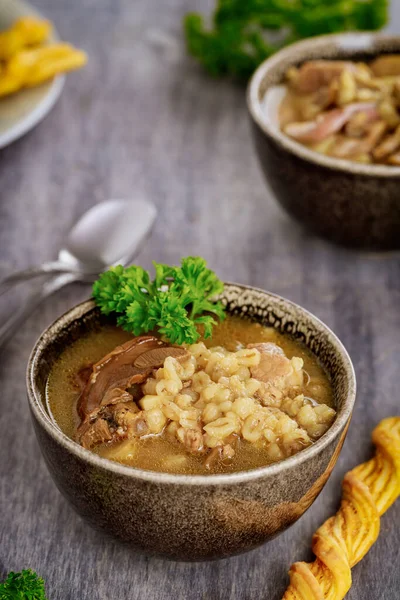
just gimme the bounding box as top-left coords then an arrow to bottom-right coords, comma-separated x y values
1,1 -> 399,598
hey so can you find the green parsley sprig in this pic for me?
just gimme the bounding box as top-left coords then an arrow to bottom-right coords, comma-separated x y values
184,0 -> 389,81
0,570 -> 47,600
92,256 -> 226,345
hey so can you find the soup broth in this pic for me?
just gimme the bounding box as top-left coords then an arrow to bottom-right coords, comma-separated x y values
47,316 -> 334,475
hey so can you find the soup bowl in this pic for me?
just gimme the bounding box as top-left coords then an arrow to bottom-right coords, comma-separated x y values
247,33 -> 400,251
27,284 -> 356,561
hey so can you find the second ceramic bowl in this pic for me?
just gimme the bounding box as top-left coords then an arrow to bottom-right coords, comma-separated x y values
27,284 -> 356,561
247,33 -> 400,251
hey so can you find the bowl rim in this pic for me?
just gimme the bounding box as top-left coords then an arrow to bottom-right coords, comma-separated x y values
26,283 -> 356,486
247,31 -> 400,178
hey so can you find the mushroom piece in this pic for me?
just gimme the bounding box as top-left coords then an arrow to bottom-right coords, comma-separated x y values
289,61 -> 357,94
330,121 -> 387,159
279,85 -> 337,127
387,152 -> 400,165
77,336 -> 189,422
370,55 -> 400,77
373,125 -> 400,160
76,335 -> 190,448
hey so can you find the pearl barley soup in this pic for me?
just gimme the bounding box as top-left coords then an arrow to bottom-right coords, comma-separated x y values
47,316 -> 335,475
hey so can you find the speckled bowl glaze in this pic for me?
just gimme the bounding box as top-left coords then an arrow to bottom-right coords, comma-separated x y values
27,284 -> 356,561
247,33 -> 400,251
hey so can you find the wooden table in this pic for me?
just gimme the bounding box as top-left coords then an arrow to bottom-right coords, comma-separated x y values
1,1 -> 399,598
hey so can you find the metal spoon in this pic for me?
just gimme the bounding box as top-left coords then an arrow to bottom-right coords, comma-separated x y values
0,199 -> 157,347
0,199 -> 157,288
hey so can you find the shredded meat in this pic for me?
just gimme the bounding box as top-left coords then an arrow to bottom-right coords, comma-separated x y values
181,428 -> 204,453
204,434 -> 238,470
113,404 -> 148,437
80,418 -> 112,450
247,342 -> 292,385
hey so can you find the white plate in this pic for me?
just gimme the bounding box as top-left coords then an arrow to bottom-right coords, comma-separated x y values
0,0 -> 65,149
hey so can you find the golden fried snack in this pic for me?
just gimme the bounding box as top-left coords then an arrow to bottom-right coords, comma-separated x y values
0,43 -> 87,97
282,417 -> 400,600
0,17 -> 51,59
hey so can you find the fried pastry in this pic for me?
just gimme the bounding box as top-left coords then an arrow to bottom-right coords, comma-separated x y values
282,416 -> 400,600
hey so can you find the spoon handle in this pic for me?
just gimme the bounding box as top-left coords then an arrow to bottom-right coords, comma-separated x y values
0,272 -> 80,350
0,262 -> 80,296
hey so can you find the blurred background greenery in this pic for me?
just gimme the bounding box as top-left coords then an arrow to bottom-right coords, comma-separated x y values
184,0 -> 389,79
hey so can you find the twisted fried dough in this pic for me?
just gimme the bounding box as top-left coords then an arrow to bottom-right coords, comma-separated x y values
282,417 -> 400,600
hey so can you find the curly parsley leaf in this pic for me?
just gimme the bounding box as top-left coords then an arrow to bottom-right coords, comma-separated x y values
184,0 -> 389,81
93,257 -> 225,344
0,570 -> 47,600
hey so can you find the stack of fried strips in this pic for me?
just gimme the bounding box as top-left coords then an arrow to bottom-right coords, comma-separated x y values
0,16 -> 87,96
282,416 -> 400,599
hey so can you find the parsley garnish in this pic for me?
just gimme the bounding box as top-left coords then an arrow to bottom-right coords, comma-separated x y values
184,0 -> 388,80
0,570 -> 47,599
92,256 -> 226,344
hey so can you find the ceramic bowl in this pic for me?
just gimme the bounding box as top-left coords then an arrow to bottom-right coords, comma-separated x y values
247,33 -> 400,251
27,284 -> 356,561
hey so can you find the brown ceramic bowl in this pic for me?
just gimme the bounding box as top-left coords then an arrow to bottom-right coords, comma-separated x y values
247,33 -> 400,251
27,284 -> 356,561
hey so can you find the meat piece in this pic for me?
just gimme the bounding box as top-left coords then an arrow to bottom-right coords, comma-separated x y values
73,364 -> 93,392
204,434 -> 238,470
133,346 -> 189,369
77,336 -> 189,422
100,387 -> 133,407
80,418 -> 112,450
284,103 -> 377,144
221,444 -> 235,461
113,404 -> 149,438
180,428 -> 204,453
370,55 -> 400,77
204,446 -> 222,470
77,402 -> 147,448
248,343 -> 292,385
290,61 -> 357,94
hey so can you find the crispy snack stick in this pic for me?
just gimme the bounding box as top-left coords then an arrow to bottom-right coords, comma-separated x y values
0,17 -> 51,59
282,417 -> 400,600
0,43 -> 87,96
